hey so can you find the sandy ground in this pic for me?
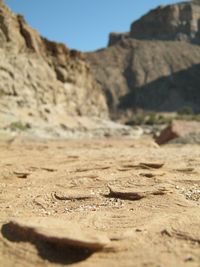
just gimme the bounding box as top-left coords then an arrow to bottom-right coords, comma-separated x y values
0,137 -> 200,267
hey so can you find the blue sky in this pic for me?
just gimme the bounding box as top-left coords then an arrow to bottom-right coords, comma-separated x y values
5,0 -> 183,52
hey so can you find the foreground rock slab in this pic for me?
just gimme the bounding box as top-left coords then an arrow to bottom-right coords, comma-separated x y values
3,217 -> 110,251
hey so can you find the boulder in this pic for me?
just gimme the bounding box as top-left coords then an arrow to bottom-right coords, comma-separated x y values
155,120 -> 200,144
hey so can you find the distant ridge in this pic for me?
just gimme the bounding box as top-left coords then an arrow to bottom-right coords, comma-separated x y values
87,1 -> 200,118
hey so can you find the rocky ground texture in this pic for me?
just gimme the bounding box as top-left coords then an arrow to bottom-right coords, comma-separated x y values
0,137 -> 200,267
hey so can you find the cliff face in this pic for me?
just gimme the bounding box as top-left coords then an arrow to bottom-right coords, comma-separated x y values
87,2 -> 200,118
130,3 -> 200,43
0,1 -> 108,134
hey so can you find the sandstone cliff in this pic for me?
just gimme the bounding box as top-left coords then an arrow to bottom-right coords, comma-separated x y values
87,2 -> 200,118
0,1 -> 108,136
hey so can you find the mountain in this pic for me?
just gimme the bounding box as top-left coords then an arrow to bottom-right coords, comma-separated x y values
86,2 -> 200,119
0,1 -> 109,137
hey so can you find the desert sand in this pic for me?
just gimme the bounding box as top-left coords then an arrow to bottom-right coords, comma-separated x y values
0,137 -> 200,267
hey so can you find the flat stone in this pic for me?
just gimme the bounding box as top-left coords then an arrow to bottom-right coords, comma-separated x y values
175,168 -> 194,173
13,171 -> 30,179
139,162 -> 164,169
107,185 -> 169,200
53,191 -> 95,201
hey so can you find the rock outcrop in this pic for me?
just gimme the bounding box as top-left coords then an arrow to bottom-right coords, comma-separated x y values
87,2 -> 200,119
0,1 -> 108,136
130,2 -> 200,44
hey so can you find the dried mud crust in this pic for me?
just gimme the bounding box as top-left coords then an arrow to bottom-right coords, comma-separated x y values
0,138 -> 200,267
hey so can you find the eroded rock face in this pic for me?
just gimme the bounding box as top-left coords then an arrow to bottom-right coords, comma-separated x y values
0,1 -> 108,133
87,2 -> 200,118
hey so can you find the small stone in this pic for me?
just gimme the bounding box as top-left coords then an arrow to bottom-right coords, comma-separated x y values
139,162 -> 164,169
185,256 -> 194,262
53,191 -> 95,201
140,173 -> 155,178
14,171 -> 30,179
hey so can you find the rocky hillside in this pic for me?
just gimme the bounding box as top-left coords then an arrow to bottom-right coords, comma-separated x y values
0,1 -> 108,136
87,1 -> 200,118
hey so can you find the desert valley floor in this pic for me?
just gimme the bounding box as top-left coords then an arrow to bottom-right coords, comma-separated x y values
0,137 -> 200,267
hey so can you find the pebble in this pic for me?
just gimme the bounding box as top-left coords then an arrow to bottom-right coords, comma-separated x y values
185,256 -> 194,262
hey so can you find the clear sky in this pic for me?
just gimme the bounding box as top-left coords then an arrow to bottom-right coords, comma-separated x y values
5,0 -> 183,52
